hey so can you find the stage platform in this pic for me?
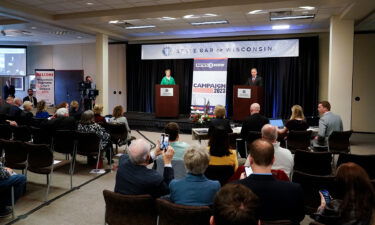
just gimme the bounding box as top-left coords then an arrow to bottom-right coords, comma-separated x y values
126,111 -> 204,133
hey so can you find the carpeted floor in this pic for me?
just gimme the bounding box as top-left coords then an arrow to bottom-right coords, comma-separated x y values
0,131 -> 374,225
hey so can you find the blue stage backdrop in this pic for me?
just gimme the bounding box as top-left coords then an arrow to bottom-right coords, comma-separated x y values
126,36 -> 319,119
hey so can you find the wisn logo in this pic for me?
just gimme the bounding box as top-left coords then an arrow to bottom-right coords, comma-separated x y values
162,47 -> 172,56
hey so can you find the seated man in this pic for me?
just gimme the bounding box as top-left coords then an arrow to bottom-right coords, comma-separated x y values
169,145 -> 220,206
41,108 -> 77,132
0,162 -> 26,217
237,139 -> 305,223
164,122 -> 189,160
115,139 -> 174,198
210,183 -> 258,225
8,98 -> 22,119
23,88 -> 37,108
315,101 -> 343,146
240,103 -> 269,139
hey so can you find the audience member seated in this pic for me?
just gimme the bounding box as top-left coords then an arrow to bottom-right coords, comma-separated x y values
77,110 -> 112,164
240,103 -> 269,139
41,108 -> 77,132
237,139 -> 305,223
278,105 -> 309,136
109,105 -> 131,141
164,122 -> 189,160
18,101 -> 34,126
35,100 -> 49,119
93,105 -> 106,124
210,183 -> 258,225
311,162 -> 375,225
8,98 -> 22,119
55,101 -> 69,110
208,127 -> 238,172
208,105 -> 232,137
0,162 -> 26,217
314,101 -> 343,146
169,145 -> 220,206
0,97 -> 13,115
69,100 -> 81,121
114,139 -> 174,198
23,88 -> 37,108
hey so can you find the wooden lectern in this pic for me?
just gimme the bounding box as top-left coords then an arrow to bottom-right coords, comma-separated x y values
233,85 -> 264,121
155,85 -> 179,118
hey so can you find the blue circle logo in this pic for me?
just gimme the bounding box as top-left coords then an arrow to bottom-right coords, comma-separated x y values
162,47 -> 172,56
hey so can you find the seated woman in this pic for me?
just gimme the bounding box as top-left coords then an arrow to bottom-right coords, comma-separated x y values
278,105 -> 309,135
208,105 -> 233,137
18,101 -> 34,126
0,162 -> 26,217
169,145 -> 220,206
208,127 -> 238,172
35,100 -> 49,119
69,100 -> 81,121
108,105 -> 131,141
311,162 -> 375,225
93,105 -> 106,124
77,110 -> 112,164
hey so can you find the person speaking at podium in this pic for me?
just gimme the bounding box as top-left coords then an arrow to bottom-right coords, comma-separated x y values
245,68 -> 263,86
160,69 -> 176,85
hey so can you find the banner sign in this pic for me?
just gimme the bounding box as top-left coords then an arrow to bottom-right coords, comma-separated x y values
191,58 -> 228,115
35,69 -> 55,106
142,39 -> 299,59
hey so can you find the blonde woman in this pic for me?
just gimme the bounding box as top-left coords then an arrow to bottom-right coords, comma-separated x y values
279,105 -> 309,135
208,105 -> 232,137
69,100 -> 81,120
109,105 -> 131,140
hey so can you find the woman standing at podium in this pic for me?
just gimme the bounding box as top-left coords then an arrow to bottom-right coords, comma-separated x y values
160,69 -> 176,85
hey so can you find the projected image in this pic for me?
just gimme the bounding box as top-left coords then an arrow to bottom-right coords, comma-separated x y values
0,48 -> 26,76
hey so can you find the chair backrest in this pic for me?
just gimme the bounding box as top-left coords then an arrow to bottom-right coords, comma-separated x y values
53,130 -> 76,154
0,124 -> 12,140
13,125 -> 32,142
294,150 -> 333,176
228,133 -> 239,149
102,123 -> 128,143
1,139 -> 27,169
328,130 -> 352,153
246,131 -> 262,145
103,190 -> 157,225
337,153 -> 375,179
30,126 -> 51,145
76,132 -> 100,156
204,165 -> 234,186
25,142 -> 53,174
286,130 -> 312,151
292,170 -> 336,215
31,118 -> 47,127
155,158 -> 187,179
156,198 -> 211,225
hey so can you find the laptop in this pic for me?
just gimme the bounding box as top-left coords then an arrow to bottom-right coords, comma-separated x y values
269,119 -> 284,129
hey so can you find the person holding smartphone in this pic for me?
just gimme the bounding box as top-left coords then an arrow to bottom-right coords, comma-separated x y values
311,162 -> 375,225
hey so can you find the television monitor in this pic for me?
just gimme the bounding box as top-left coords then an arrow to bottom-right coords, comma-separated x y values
0,47 -> 26,76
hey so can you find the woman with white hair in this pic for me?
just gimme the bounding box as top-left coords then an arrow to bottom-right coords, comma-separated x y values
169,145 -> 221,206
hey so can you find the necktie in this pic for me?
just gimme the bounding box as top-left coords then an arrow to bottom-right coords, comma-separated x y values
252,78 -> 255,83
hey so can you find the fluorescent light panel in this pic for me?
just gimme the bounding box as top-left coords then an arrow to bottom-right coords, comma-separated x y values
125,25 -> 155,29
248,10 -> 263,14
191,20 -> 228,25
299,6 -> 315,10
270,14 -> 314,21
272,24 -> 290,30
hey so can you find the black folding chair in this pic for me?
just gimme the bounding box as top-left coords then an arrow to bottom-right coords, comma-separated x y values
204,165 -> 234,186
337,153 -> 375,179
328,130 -> 352,154
1,139 -> 27,174
294,150 -> 333,176
0,124 -> 13,140
286,130 -> 312,153
13,126 -> 32,142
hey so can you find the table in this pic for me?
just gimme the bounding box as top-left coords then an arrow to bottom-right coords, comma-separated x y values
192,127 -> 242,143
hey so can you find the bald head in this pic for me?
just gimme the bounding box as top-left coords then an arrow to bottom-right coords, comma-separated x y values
261,124 -> 278,143
250,103 -> 260,115
14,98 -> 22,107
248,139 -> 274,167
128,139 -> 151,165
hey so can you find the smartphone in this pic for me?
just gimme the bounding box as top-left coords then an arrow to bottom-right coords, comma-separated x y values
319,189 -> 332,204
245,166 -> 253,177
160,134 -> 169,151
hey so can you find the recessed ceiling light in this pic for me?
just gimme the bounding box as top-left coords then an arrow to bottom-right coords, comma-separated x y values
270,14 -> 315,21
183,14 -> 198,19
77,36 -> 82,39
191,20 -> 228,25
299,6 -> 315,10
248,10 -> 263,14
125,25 -> 155,29
86,2 -> 94,5
109,20 -> 119,24
160,17 -> 176,20
31,26 -> 37,29
203,13 -> 217,17
272,24 -> 290,30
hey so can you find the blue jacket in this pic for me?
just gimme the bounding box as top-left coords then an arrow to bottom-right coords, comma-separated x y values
169,173 -> 220,206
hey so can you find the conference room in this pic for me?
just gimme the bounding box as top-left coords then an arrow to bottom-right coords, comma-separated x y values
0,0 -> 375,224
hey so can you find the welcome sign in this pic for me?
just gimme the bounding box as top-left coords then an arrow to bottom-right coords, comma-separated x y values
142,39 -> 299,59
35,69 -> 55,106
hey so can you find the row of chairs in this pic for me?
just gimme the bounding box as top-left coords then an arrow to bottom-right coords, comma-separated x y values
103,190 -> 294,225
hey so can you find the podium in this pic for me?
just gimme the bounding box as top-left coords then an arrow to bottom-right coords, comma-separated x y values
233,85 -> 264,121
155,85 -> 179,118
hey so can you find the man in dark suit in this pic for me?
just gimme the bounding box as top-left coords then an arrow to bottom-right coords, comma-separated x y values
0,97 -> 14,115
41,108 -> 77,132
2,80 -> 15,98
245,68 -> 263,86
23,89 -> 37,108
240,103 -> 269,139
237,139 -> 305,223
115,139 -> 175,198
